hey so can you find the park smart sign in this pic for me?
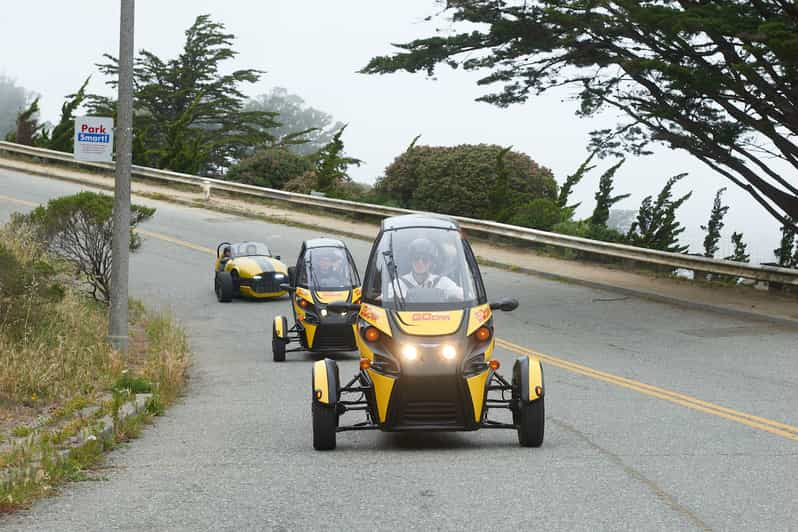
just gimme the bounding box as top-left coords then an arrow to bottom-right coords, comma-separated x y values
74,116 -> 114,163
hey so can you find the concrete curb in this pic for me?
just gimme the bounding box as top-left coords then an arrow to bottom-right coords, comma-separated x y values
0,394 -> 152,484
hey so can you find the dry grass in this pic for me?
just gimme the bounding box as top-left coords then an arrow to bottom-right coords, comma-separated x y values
0,225 -> 190,511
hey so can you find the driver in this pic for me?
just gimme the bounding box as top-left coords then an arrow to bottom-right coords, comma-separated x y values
219,246 -> 232,271
398,238 -> 463,300
314,248 -> 348,287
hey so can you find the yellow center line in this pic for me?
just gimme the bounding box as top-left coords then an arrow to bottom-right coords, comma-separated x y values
496,337 -> 798,442
0,194 -> 38,207
136,229 -> 216,255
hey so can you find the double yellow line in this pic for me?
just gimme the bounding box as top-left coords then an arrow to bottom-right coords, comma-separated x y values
497,337 -> 798,442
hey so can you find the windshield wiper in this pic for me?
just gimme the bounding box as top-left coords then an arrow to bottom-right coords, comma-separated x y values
382,233 -> 406,310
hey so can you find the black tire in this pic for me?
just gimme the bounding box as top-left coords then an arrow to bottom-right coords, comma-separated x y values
312,402 -> 337,450
517,397 -> 545,447
272,320 -> 286,362
215,271 -> 234,302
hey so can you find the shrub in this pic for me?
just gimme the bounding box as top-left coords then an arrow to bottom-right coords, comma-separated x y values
510,198 -> 566,230
377,143 -> 556,219
225,147 -> 313,189
18,192 -> 155,304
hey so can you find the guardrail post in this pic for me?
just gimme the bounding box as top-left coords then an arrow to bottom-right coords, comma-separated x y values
201,180 -> 211,200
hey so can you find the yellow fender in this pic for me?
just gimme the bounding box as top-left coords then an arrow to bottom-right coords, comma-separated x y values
513,355 -> 544,403
273,316 -> 287,340
312,359 -> 340,405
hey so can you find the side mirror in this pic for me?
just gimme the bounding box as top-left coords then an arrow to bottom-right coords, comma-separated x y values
287,266 -> 297,287
326,301 -> 362,313
279,283 -> 292,292
489,298 -> 519,312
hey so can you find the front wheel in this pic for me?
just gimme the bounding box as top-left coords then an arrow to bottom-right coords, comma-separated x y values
517,398 -> 544,447
272,317 -> 287,362
215,271 -> 234,302
312,402 -> 337,450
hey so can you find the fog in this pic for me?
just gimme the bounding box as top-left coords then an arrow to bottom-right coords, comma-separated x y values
0,1 -> 783,262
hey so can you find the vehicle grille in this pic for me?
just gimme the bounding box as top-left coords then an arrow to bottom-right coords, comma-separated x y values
400,401 -> 459,427
312,324 -> 356,352
249,274 -> 282,294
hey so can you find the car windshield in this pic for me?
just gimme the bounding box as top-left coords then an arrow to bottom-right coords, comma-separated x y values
232,242 -> 271,257
364,227 -> 479,310
307,247 -> 358,290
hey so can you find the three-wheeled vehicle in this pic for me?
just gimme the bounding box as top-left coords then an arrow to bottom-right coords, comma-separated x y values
271,238 -> 362,362
214,241 -> 289,302
310,215 -> 545,450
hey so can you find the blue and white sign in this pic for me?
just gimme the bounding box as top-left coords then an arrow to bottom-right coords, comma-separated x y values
74,116 -> 114,162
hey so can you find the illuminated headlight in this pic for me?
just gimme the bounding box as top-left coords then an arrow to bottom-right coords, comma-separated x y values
321,309 -> 328,317
274,273 -> 285,279
253,275 -> 262,280
441,345 -> 456,360
401,345 -> 418,361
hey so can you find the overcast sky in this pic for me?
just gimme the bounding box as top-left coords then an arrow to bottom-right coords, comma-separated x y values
0,1 -> 785,262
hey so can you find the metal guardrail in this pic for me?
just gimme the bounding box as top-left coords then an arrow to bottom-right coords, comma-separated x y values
2,140 -> 797,287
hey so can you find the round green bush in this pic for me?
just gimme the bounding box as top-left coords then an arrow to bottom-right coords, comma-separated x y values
377,144 -> 556,219
226,148 -> 313,189
509,198 -> 565,230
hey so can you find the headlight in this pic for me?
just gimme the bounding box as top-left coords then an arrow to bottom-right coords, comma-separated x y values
401,345 -> 418,361
441,345 -> 456,360
253,275 -> 262,280
321,309 -> 328,317
274,273 -> 284,279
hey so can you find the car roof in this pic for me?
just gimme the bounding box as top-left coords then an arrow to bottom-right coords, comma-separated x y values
305,237 -> 346,249
381,214 -> 459,231
232,241 -> 269,248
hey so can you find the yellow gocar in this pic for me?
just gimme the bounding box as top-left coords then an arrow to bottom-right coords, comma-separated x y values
214,241 -> 288,302
311,215 -> 545,450
272,238 -> 362,362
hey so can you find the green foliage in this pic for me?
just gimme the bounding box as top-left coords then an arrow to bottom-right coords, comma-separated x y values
627,174 -> 693,253
701,188 -> 729,258
362,1 -> 798,226
0,75 -> 30,140
9,79 -> 90,151
552,219 -> 627,243
774,218 -> 797,268
11,97 -> 43,145
0,240 -> 64,338
90,15 -> 278,176
378,143 -> 556,219
311,126 -> 361,193
245,87 -> 344,156
725,232 -> 750,263
487,146 -> 514,222
113,372 -> 153,394
226,148 -> 313,189
591,160 -> 630,228
19,192 -> 155,304
510,198 -> 566,231
558,149 -> 597,211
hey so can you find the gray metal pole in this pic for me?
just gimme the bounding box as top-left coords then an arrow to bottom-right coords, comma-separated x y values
109,0 -> 135,353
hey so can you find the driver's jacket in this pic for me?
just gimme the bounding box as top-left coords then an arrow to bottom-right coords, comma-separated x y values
384,273 -> 463,301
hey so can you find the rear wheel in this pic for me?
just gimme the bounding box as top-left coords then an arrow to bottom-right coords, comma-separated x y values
517,398 -> 544,447
312,402 -> 337,450
215,271 -> 234,302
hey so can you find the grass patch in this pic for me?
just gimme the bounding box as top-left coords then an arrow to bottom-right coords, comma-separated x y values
0,224 -> 190,512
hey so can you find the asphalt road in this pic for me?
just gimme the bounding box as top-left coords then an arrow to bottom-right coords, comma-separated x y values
1,168 -> 797,531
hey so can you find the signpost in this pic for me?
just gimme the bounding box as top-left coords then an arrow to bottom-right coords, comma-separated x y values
73,116 -> 114,162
